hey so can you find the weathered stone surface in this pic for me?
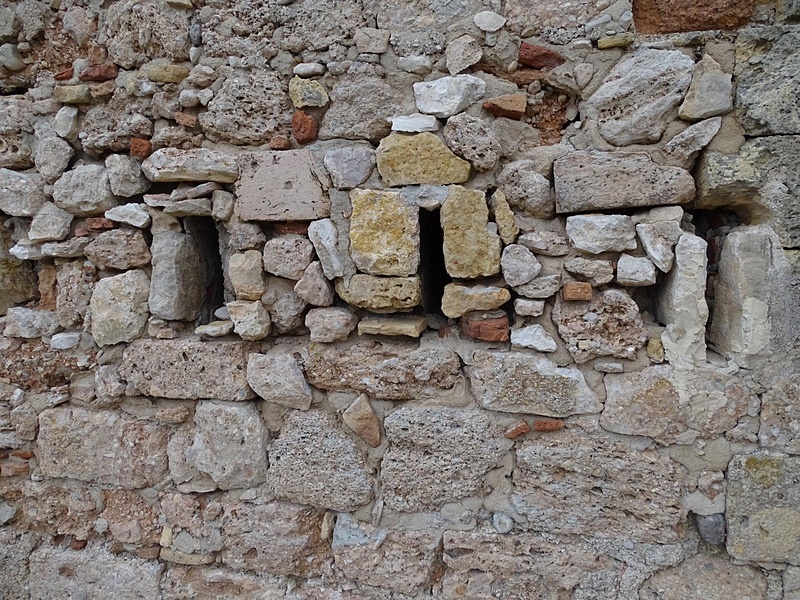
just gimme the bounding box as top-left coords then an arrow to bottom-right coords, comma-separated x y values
106,203 -> 152,228
760,374 -> 800,454
90,270 -> 150,346
121,340 -> 256,401
52,165 -> 119,217
323,146 -> 376,190
358,315 -> 428,338
376,133 -> 470,187
342,394 -> 381,447
483,93 -> 527,120
1,169 -> 47,218
105,0 -> 190,68
354,27 -> 391,53
305,307 -> 358,343
616,254 -> 657,286
513,273 -> 563,300
53,85 -> 92,104
227,300 -> 271,341
564,257 -> 614,286
3,307 -> 60,338
512,428 -> 688,542
489,189 -> 519,245
636,222 -> 681,273
229,250 -> 266,301
34,136 -> 74,183
27,203 -> 73,243
0,225 -> 37,315
554,151 -> 695,214
37,407 -> 169,487
441,283 -> 511,318
727,453 -> 800,564
261,277 -> 307,334
461,310 -> 509,342
332,514 -> 442,594
247,352 -> 312,410
446,34 -> 483,75
162,566 -> 286,600
335,275 -> 421,312
142,148 -> 238,183
29,546 -> 163,600
466,350 -> 600,416
222,501 -> 327,576
514,298 -> 545,317
84,228 -> 152,270
268,410 -> 373,511
390,113 -> 441,133
349,188 -> 420,276
381,407 -> 511,511
289,76 -> 329,108
235,150 -> 329,221
736,26 -> 800,135
149,231 -> 204,321
501,244 -> 541,287
552,288 -> 649,363
518,230 -> 570,256
639,554 -> 767,600
497,160 -> 554,218
441,186 -> 500,278
565,214 -> 637,254
41,237 -> 90,259
663,117 -> 723,168
305,340 -> 460,400
262,235 -> 315,280
581,49 -> 694,145
510,324 -> 558,352
413,75 -> 486,118
320,76 -> 404,141
105,154 -> 151,197
294,261 -> 333,306
633,0 -> 756,33
442,113 -> 501,171
308,218 -> 349,279
679,55 -> 733,121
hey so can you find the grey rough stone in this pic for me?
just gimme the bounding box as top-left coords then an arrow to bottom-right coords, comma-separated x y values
0,224 -> 38,315
636,222 -> 681,273
308,218 -> 348,279
229,250 -> 266,301
121,339 -> 256,401
413,75 -> 486,118
760,373 -> 800,456
679,55 -> 733,121
564,257 -> 615,285
397,55 -> 433,74
380,407 -> 512,511
662,117 -> 724,168
227,300 -> 271,341
3,307 -> 60,338
0,531 -> 34,600
323,146 -> 376,189
261,276 -> 307,334
247,352 -> 312,410
442,112 -> 501,172
148,231 -> 204,321
105,203 -> 152,228
497,160 -> 554,218
27,203 -> 73,243
446,34 -> 483,75
34,136 -> 74,183
695,514 -> 726,545
565,214 -> 637,254
465,350 -> 600,416
105,154 -> 151,197
90,270 -> 150,346
294,261 -> 333,306
0,168 -> 47,217
41,237 -> 90,259
305,307 -> 358,342
518,230 -> 570,256
162,566 -> 286,600
501,244 -> 541,287
52,165 -> 119,217
320,75 -> 405,141
80,103 -> 154,156
616,254 -> 657,286
640,554 -> 766,599
513,273 -> 562,299
510,324 -> 558,352
84,229 -> 152,271
262,235 -> 315,280
142,148 -> 238,183
267,410 -> 373,511
105,0 -> 190,68
53,106 -> 80,139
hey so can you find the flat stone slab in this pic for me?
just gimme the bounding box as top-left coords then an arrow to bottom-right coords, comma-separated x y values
120,339 -> 256,401
142,148 -> 238,182
554,151 -> 695,214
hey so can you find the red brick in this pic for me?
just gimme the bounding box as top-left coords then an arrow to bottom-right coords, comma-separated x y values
130,138 -> 153,158
461,311 -> 510,342
292,111 -> 319,145
86,217 -> 116,231
561,282 -> 593,302
518,43 -> 566,70
79,64 -> 118,82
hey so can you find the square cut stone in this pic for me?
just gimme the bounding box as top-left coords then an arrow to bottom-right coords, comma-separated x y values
561,281 -> 593,301
235,150 -> 330,222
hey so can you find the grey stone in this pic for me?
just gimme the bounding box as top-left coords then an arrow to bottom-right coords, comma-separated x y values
308,218 -> 348,279
105,0 -> 190,68
294,62 -> 326,77
695,514 -> 726,545
474,10 -> 506,31
227,300 -> 271,341
305,307 -> 358,343
501,244 -> 541,287
41,237 -> 90,259
565,214 -> 636,254
679,55 -> 733,121
53,165 -> 119,217
497,160 -> 554,218
27,203 -> 73,243
294,261 -> 334,306
760,374 -> 800,454
465,350 -> 600,416
34,136 -> 74,183
564,257 -> 615,286
354,27 -> 391,53
380,407 -> 512,511
636,222 -> 681,273
84,229 -> 152,271
518,230 -> 570,256
195,320 -> 234,338
616,254 -> 657,286
0,168 -> 47,217
246,352 -> 312,410
50,332 -> 81,350
662,117 -> 723,168
149,231 -> 204,321
142,148 -> 238,183
514,298 -> 545,316
323,146 -> 376,189
442,112 -> 501,171
513,273 -> 562,299
3,307 -> 60,338
262,235 -> 315,280
90,270 -> 150,346
581,48 -> 694,145
105,154 -> 151,197
53,106 -> 80,139
163,198 -> 213,218
261,276 -> 307,334
446,34 -> 483,75
105,203 -> 152,228
320,76 -> 405,141
510,324 -> 558,352
413,75 -> 486,118
640,554 -> 766,599
397,55 -> 433,74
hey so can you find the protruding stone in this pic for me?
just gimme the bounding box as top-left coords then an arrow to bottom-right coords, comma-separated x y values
441,283 -> 510,319
85,229 -> 152,270
514,273 -> 562,299
305,307 -> 358,342
376,133 -> 471,187
195,320 -> 234,337
335,275 -> 421,312
142,148 -> 238,183
518,230 -> 569,256
514,299 -> 545,317
353,27 -> 390,53
148,231 -> 204,321
294,261 -> 334,306
323,146 -> 376,189
342,395 -> 381,447
3,308 -> 61,339
90,270 -> 150,346
262,235 -> 315,281
288,76 -> 329,108
564,258 -> 614,286
227,300 -> 271,341
34,136 -> 74,184
474,11 -> 506,32
510,324 -> 557,352
413,75 -> 487,118
636,222 -> 681,272
489,189 -> 519,245
390,114 -> 441,133
308,218 -> 348,279
483,93 -> 527,119
461,310 -> 510,342
566,214 -> 636,254
105,203 -> 151,228
261,277 -> 307,334
163,198 -> 213,218
52,165 -> 119,217
27,203 -> 73,243
53,85 -> 92,104
679,55 -> 732,121
358,315 -> 427,338
229,250 -> 266,300
561,281 -> 594,301
497,160 -> 554,218
446,34 -> 483,75
441,186 -> 501,279
501,244 -> 541,287
105,154 -> 151,197
247,352 -> 312,410
319,76 -> 404,141
616,254 -> 657,286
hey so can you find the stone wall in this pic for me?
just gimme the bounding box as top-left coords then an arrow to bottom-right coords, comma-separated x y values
1,0 -> 800,598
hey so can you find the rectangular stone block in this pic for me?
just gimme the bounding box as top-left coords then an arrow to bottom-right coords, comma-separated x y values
120,339 -> 256,401
235,150 -> 330,221
162,566 -> 287,600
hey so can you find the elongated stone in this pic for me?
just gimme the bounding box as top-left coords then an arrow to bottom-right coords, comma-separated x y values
413,75 -> 486,118
565,214 -> 636,254
142,148 -> 238,183
376,133 -> 470,187
441,283 -> 510,318
441,186 -> 500,278
90,270 -> 150,346
335,275 -> 421,312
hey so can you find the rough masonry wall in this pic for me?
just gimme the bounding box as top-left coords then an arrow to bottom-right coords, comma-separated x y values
1,0 -> 800,598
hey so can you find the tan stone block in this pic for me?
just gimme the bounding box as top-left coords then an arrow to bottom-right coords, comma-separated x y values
561,281 -> 593,301
229,250 -> 266,300
357,315 -> 427,337
342,394 -> 381,447
376,133 -> 470,187
441,186 -> 501,278
441,283 -> 510,319
489,189 -> 519,245
482,93 -> 527,120
335,274 -> 421,312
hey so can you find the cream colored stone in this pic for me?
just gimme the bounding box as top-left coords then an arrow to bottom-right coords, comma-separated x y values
441,186 -> 501,279
342,394 -> 381,447
349,189 -> 420,276
489,189 -> 519,245
288,76 -> 329,108
229,250 -> 266,301
335,275 -> 421,312
376,133 -> 471,187
227,300 -> 271,341
441,284 -> 511,319
358,315 -> 427,337
142,148 -> 238,183
90,270 -> 150,346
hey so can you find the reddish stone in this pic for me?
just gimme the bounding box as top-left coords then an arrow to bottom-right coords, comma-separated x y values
476,62 -> 545,86
483,93 -> 527,120
79,64 -> 118,82
11,450 -> 33,459
561,282 -> 593,302
37,263 -> 58,311
174,112 -> 197,128
273,222 -> 310,235
54,68 -> 74,81
73,225 -> 90,237
504,420 -> 531,439
292,111 -> 319,145
633,0 -> 756,34
86,217 -> 116,231
70,539 -> 88,550
88,43 -> 108,65
461,311 -> 510,342
130,138 -> 153,158
0,461 -> 30,477
518,43 -> 566,70
532,418 -> 566,432
0,450 -> 7,460
269,134 -> 293,150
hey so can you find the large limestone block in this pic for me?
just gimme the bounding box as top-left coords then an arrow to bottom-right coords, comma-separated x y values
267,410 -> 373,511
37,407 -> 169,487
465,350 -> 601,417
727,453 -> 800,564
235,150 -> 329,221
760,374 -> 800,454
413,74 -> 486,118
554,151 -> 695,214
441,186 -> 501,278
0,168 -> 47,216
552,288 -> 649,363
221,501 -> 328,577
441,283 -> 510,318
304,340 -> 460,400
376,133 -> 471,187
29,546 -> 163,600
349,188 -> 420,276
512,428 -> 688,543
565,214 -> 637,254
335,274 -> 421,312
639,554 -> 767,600
52,164 -> 119,217
120,340 -> 256,401
142,148 -> 238,182
380,407 -> 512,511
84,229 -> 152,270
90,270 -> 150,346
319,75 -> 405,141
246,352 -> 312,410
736,26 -> 800,135
148,231 -> 205,322
581,49 -> 694,146
332,514 -> 443,594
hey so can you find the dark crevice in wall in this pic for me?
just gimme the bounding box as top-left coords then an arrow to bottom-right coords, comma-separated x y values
184,216 -> 225,325
418,208 -> 451,316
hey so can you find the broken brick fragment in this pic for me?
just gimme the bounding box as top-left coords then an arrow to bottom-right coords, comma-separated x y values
292,111 -> 319,144
561,282 -> 593,302
518,42 -> 566,70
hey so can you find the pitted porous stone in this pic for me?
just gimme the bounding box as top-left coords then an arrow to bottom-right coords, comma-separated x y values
726,454 -> 800,564
376,133 -> 471,187
320,75 -> 405,141
581,49 -> 694,146
246,352 -> 312,410
120,340 -> 256,401
639,554 -> 767,600
501,244 -> 541,287
34,136 -> 74,184
518,230 -> 570,257
505,0 -> 603,43
760,374 -> 800,454
90,270 -> 150,346
564,257 -> 614,286
262,235 -> 315,280
349,188 -> 420,276
466,350 -> 600,417
489,189 -> 519,245
37,407 -> 169,487
332,514 -> 443,594
441,283 -> 511,318
497,160 -> 554,219
105,0 -> 190,68
142,148 -> 238,183
52,165 -> 119,217
304,340 -> 461,400
84,229 -> 152,270
235,150 -> 329,222
633,0 -> 756,33
261,276 -> 308,334
442,112 -> 501,171
441,186 -> 501,279
29,545 -> 164,600
512,429 -> 688,543
552,288 -> 649,363
267,410 -> 373,511
222,501 -> 328,577
335,274 -> 421,312
554,151 -> 695,214
566,214 -> 637,254
380,407 -> 512,512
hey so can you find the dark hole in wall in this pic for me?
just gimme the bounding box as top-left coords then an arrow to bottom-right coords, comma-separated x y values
184,216 -> 225,325
418,208 -> 451,316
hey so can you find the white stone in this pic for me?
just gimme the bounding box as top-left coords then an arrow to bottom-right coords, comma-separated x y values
27,203 -> 73,243
501,244 -> 542,287
616,254 -> 657,286
308,218 -> 346,279
262,235 -> 315,281
390,114 -> 441,133
105,203 -> 151,228
636,222 -> 681,272
474,11 -> 506,32
49,332 -> 81,350
227,300 -> 271,341
142,148 -> 238,183
90,270 -> 150,346
195,320 -> 234,337
53,106 -> 80,139
679,55 -> 732,121
293,62 -> 326,77
413,75 -> 487,119
514,298 -> 545,317
305,307 -> 358,343
148,232 -> 204,322
323,146 -> 376,190
0,169 -> 47,217
247,352 -> 312,410
105,154 -> 151,197
565,214 -> 637,254
52,165 -> 119,217
34,136 -> 74,183
510,324 -> 558,352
